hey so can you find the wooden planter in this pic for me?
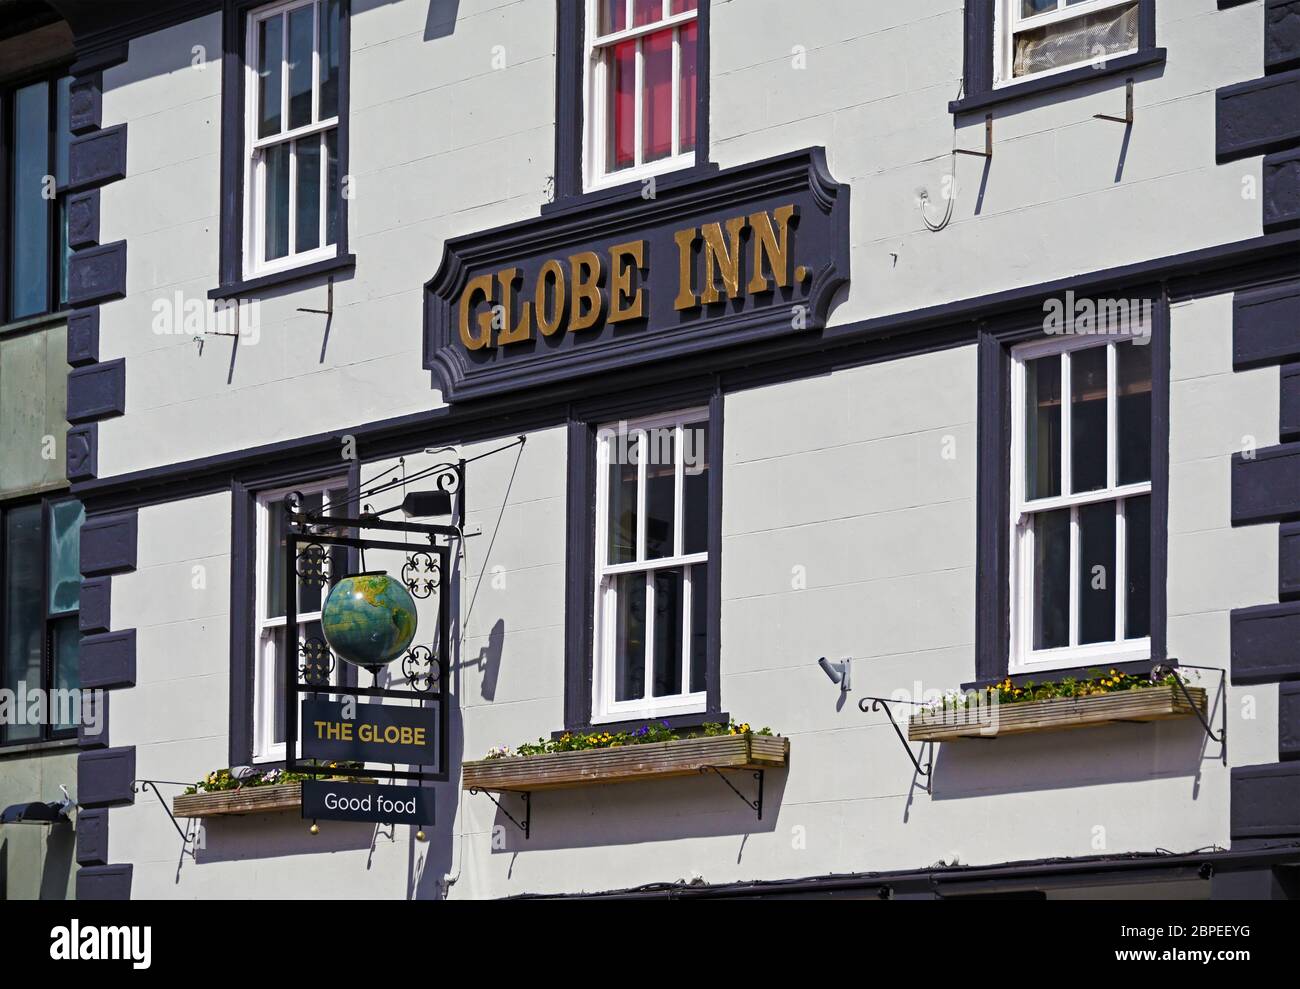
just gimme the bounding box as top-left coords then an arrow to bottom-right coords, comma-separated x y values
173,783 -> 303,818
908,685 -> 1208,742
462,734 -> 789,793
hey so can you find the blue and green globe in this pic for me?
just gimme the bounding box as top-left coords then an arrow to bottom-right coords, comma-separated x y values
321,572 -> 418,669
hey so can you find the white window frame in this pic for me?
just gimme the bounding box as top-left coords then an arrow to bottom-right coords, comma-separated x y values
592,408 -> 709,723
242,0 -> 340,280
583,0 -> 699,193
1009,327 -> 1153,673
994,0 -> 1139,89
252,477 -> 346,763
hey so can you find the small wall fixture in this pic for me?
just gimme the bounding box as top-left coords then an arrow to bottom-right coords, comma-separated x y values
818,656 -> 851,693
1,785 -> 74,825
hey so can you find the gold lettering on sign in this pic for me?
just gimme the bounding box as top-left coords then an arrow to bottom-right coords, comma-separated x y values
495,267 -> 533,345
535,259 -> 567,336
608,240 -> 647,323
747,204 -> 797,294
452,203 -> 803,348
700,216 -> 747,304
674,227 -> 698,311
569,251 -> 603,332
458,273 -> 495,350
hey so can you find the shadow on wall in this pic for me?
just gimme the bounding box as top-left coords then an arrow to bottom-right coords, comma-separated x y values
928,718 -> 1213,800
194,812 -> 376,863
475,770 -> 788,855
349,0 -> 458,40
39,825 -> 74,899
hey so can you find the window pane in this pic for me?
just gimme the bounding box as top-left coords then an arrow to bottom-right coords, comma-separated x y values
257,14 -> 284,138
266,496 -> 288,618
1024,354 -> 1061,500
1078,501 -> 1116,645
642,29 -> 673,163
51,616 -> 80,730
287,2 -> 315,129
608,40 -> 636,171
264,142 -> 291,260
1125,495 -> 1151,639
318,0 -> 340,119
678,22 -> 697,154
682,420 -> 709,554
48,499 -> 84,615
295,136 -> 321,253
1032,508 -> 1069,650
266,619 -> 324,747
1014,2 -> 1138,77
607,432 -> 638,564
3,505 -> 43,741
325,128 -> 339,245
652,568 -> 684,697
644,427 -> 675,559
689,561 -> 707,693
633,0 -> 662,27
599,0 -> 628,35
613,573 -> 646,701
11,82 -> 51,320
1117,339 -> 1152,485
1022,0 -> 1055,15
1070,344 -> 1108,493
671,0 -> 697,12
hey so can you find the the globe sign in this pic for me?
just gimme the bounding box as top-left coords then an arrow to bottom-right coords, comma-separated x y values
321,573 -> 418,669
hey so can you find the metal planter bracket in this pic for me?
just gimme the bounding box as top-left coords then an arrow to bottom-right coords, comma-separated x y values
698,766 -> 764,820
469,788 -> 530,840
858,697 -> 933,777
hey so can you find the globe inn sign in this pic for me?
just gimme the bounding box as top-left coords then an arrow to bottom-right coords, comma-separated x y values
425,148 -> 851,402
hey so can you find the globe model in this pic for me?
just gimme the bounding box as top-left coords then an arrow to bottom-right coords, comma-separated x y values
321,572 -> 418,669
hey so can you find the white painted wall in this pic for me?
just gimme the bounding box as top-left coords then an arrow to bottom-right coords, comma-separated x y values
89,0 -> 1268,478
108,286 -> 1280,898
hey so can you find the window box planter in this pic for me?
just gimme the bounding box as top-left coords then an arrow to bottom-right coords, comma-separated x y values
907,685 -> 1208,743
173,783 -> 304,819
462,733 -> 789,793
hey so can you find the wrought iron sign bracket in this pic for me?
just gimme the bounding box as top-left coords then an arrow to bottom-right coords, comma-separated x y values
698,766 -> 764,820
469,788 -> 530,840
858,697 -> 932,778
132,780 -> 197,845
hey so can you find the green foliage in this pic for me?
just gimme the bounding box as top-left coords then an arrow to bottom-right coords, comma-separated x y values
485,720 -> 775,760
183,762 -> 362,795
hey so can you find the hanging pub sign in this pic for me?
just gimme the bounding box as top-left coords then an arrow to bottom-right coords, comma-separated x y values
424,147 -> 850,402
302,697 -> 440,768
301,780 -> 435,827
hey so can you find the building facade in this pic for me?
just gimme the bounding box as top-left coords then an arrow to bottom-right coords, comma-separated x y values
1,0 -> 1298,899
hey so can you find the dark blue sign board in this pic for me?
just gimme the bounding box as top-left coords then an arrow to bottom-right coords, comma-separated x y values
301,780 -> 435,826
301,697 -> 439,767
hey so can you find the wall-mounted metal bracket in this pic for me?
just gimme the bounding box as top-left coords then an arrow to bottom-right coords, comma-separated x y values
296,275 -> 334,316
469,788 -> 530,840
858,697 -> 932,777
1094,79 -> 1134,125
698,766 -> 764,820
956,113 -> 994,159
132,780 -> 196,845
1173,664 -> 1227,744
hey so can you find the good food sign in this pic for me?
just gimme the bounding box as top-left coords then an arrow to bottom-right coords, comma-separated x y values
424,148 -> 849,402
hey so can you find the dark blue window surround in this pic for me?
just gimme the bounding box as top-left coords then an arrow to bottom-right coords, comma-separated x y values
951,0 -> 1164,115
